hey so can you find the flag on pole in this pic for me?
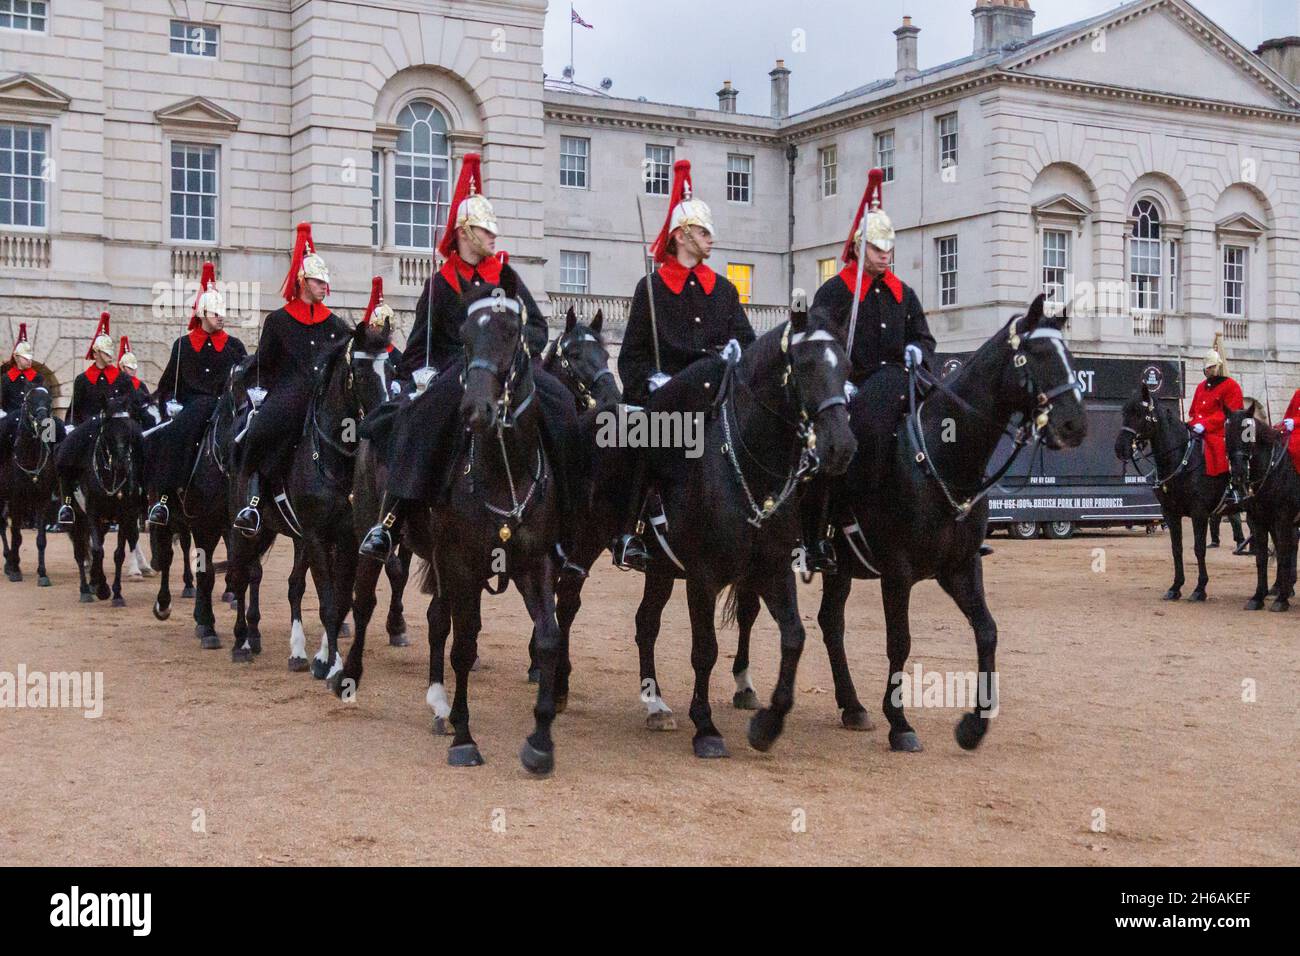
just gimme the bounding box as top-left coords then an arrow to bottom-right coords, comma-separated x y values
571,6 -> 593,29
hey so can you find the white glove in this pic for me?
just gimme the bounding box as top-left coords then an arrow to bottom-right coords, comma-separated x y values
165,400 -> 183,419
844,381 -> 859,402
1285,419 -> 1295,433
0,409 -> 6,421
719,338 -> 742,364
389,380 -> 402,397
904,344 -> 924,369
248,386 -> 267,408
412,366 -> 436,394
1192,423 -> 1205,435
147,405 -> 162,425
648,372 -> 671,393
65,424 -> 75,434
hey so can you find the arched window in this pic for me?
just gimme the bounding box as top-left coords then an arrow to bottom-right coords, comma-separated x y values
1129,199 -> 1162,311
394,101 -> 451,249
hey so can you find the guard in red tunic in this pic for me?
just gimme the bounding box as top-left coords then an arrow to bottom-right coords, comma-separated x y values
232,222 -> 351,537
0,322 -> 47,464
146,263 -> 249,528
1278,388 -> 1300,473
1190,337 -> 1247,551
54,312 -> 134,524
116,335 -> 156,427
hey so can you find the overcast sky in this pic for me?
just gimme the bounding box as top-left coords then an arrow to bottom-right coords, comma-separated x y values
543,0 -> 1300,113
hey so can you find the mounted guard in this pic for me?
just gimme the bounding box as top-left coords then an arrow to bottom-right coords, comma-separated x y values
0,323 -> 44,463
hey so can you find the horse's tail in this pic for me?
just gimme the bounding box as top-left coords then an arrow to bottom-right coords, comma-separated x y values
417,556 -> 440,597
719,582 -> 742,629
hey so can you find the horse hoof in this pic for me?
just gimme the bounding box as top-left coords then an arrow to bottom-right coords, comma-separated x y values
287,657 -> 309,673
38,576 -> 51,588
1162,589 -> 1181,601
388,632 -> 409,647
1244,598 -> 1264,611
645,711 -> 676,731
1188,590 -> 1207,603
309,658 -> 330,680
231,646 -> 253,664
432,716 -> 452,736
519,741 -> 554,776
526,666 -> 541,684
79,592 -> 95,604
841,707 -> 874,731
152,601 -> 171,621
328,672 -> 348,699
693,735 -> 730,759
748,709 -> 785,753
554,695 -> 568,715
96,586 -> 111,601
448,743 -> 484,767
181,585 -> 195,599
732,688 -> 761,710
249,634 -> 262,655
199,633 -> 221,650
889,730 -> 924,752
954,714 -> 987,751
111,596 -> 126,608
7,571 -> 21,582
1269,600 -> 1289,613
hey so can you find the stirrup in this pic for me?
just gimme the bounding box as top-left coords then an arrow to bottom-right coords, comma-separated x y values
612,533 -> 648,572
810,538 -> 838,575
555,543 -> 588,580
358,525 -> 394,562
147,498 -> 170,528
234,498 -> 261,538
57,502 -> 75,526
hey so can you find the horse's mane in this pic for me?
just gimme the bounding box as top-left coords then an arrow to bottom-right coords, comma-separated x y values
737,320 -> 791,382
313,335 -> 354,391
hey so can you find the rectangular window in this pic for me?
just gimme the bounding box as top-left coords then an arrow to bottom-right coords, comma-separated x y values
727,263 -> 753,304
560,135 -> 589,189
1042,230 -> 1070,308
645,144 -> 673,196
938,113 -> 959,170
1223,245 -> 1246,316
726,154 -> 752,204
170,20 -> 219,57
1167,240 -> 1180,312
0,0 -> 47,31
937,236 -> 958,307
559,251 -> 589,294
370,150 -> 382,248
818,257 -> 838,286
0,123 -> 48,229
819,145 -> 837,198
875,131 -> 895,183
169,143 -> 218,243
1129,236 -> 1161,311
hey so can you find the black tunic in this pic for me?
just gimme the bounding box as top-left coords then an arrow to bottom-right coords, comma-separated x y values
155,330 -> 249,409
811,269 -> 935,385
398,258 -> 546,379
2,365 -> 43,414
618,266 -> 755,406
68,366 -> 133,425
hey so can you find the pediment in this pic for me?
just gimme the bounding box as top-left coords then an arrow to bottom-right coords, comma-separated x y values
154,96 -> 240,133
1216,212 -> 1267,236
0,73 -> 71,114
1032,193 -> 1093,219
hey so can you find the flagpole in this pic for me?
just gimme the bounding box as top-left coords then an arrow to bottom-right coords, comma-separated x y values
570,3 -> 575,81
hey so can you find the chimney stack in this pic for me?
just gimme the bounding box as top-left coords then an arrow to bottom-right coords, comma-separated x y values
972,0 -> 1035,56
1256,37 -> 1300,89
717,80 -> 738,113
769,59 -> 791,119
895,16 -> 920,82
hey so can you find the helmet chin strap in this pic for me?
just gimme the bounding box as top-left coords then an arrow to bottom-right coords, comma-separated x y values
461,226 -> 494,263
678,226 -> 709,264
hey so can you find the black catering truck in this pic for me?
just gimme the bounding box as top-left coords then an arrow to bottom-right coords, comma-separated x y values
935,353 -> 1185,539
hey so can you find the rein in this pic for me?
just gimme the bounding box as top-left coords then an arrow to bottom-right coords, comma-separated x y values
543,331 -> 614,411
91,416 -> 133,498
1230,432 -> 1289,506
11,397 -> 53,482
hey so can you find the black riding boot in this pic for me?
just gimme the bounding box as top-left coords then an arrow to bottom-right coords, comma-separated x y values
233,473 -> 262,538
611,457 -> 650,572
56,475 -> 75,526
805,485 -> 837,575
147,493 -> 170,529
359,494 -> 403,563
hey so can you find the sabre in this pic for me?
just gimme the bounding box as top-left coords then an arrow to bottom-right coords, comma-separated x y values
845,225 -> 867,360
634,194 -> 663,373
425,185 -> 442,373
142,418 -> 174,439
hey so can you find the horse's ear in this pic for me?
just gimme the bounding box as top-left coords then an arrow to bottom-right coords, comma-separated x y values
564,306 -> 577,334
1140,383 -> 1152,403
1244,399 -> 1257,419
789,287 -> 808,333
1023,293 -> 1047,331
591,309 -> 603,334
498,267 -> 518,298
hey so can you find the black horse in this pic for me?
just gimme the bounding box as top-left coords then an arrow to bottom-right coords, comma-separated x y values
630,291 -> 857,759
148,375 -> 243,647
226,322 -> 393,671
1,385 -> 62,585
819,295 -> 1086,752
1224,404 -> 1299,611
68,393 -> 145,606
1115,382 -> 1230,601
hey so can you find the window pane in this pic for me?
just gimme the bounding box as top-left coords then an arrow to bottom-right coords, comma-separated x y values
394,101 -> 451,248
0,121 -> 49,230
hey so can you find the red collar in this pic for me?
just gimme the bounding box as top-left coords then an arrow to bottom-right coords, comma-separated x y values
439,251 -> 506,294
285,300 -> 334,326
657,259 -> 717,296
838,265 -> 903,304
85,365 -> 119,385
6,366 -> 36,382
188,329 -> 230,353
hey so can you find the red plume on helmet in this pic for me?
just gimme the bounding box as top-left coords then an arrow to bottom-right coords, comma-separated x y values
650,160 -> 694,265
189,261 -> 216,331
841,168 -> 885,263
116,335 -> 132,363
85,311 -> 111,360
438,153 -> 484,258
281,222 -> 315,302
361,276 -> 384,326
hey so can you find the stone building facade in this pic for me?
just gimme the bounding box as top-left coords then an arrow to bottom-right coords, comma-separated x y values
2,0 -> 1299,410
